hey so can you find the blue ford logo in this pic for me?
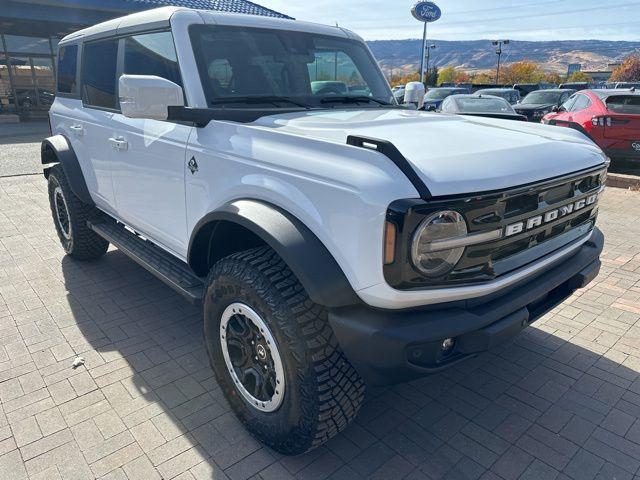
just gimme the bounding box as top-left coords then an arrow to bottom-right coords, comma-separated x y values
411,1 -> 442,23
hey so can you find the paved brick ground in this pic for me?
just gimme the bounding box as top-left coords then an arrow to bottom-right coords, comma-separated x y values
1,175 -> 640,480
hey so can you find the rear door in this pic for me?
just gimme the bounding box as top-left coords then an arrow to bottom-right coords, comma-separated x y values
69,39 -> 120,213
109,31 -> 193,257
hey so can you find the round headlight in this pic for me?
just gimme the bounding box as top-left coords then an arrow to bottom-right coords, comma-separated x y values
411,211 -> 467,277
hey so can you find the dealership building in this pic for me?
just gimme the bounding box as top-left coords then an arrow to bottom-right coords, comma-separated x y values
0,0 -> 288,118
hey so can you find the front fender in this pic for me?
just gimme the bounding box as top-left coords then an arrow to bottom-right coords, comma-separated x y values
41,135 -> 94,206
188,199 -> 360,308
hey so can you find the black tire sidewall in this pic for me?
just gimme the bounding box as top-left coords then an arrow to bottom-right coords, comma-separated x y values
203,264 -> 320,454
48,171 -> 74,254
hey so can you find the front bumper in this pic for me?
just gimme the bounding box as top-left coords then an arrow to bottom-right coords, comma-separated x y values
329,228 -> 604,386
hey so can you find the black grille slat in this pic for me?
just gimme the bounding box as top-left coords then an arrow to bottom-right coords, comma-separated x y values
386,166 -> 607,290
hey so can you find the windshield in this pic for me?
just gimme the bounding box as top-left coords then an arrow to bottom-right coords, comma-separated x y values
456,97 -> 514,113
424,89 -> 460,100
522,91 -> 563,105
189,25 -> 393,108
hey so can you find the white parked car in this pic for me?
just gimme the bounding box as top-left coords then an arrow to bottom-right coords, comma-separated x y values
44,6 -> 607,455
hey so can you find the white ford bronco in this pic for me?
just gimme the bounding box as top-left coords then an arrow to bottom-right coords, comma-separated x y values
43,6 -> 607,455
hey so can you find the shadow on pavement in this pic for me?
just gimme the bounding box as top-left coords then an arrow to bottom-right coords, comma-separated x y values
60,247 -> 640,480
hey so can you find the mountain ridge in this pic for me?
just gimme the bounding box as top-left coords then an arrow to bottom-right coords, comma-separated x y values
367,39 -> 640,74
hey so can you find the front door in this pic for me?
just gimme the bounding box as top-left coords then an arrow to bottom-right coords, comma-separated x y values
109,31 -> 192,257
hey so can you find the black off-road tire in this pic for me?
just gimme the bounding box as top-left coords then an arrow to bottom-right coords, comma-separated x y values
203,246 -> 365,455
47,165 -> 109,261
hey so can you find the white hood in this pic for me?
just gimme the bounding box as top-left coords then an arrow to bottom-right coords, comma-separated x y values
251,109 -> 606,197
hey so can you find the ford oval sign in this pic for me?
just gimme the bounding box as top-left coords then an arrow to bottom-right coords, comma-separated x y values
412,1 -> 442,23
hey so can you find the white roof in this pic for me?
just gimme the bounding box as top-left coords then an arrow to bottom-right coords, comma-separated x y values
59,6 -> 357,45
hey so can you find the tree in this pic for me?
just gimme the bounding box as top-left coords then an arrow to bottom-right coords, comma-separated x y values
545,72 -> 562,85
610,54 -> 640,82
471,72 -> 495,85
437,66 -> 456,85
500,61 -> 546,85
437,66 -> 469,86
567,71 -> 592,82
453,69 -> 471,84
391,72 -> 419,87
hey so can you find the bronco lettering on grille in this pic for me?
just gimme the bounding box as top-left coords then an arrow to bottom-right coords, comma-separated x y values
504,193 -> 599,237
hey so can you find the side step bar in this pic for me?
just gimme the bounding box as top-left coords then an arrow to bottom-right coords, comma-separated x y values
88,218 -> 205,305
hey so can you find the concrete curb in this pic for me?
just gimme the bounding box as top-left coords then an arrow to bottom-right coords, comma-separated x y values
607,173 -> 640,191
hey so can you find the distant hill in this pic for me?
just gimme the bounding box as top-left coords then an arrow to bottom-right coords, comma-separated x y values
367,39 -> 640,75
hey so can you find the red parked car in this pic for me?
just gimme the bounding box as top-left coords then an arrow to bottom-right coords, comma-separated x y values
542,89 -> 640,163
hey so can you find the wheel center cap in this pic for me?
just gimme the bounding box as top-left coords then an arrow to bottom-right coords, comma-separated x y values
256,344 -> 267,361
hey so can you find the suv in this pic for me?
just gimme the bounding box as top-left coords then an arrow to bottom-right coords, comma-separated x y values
43,7 -> 607,455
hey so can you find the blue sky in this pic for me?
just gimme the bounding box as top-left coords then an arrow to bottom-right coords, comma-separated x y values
258,1 -> 640,41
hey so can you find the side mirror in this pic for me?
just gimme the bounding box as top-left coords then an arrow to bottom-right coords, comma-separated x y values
404,81 -> 426,109
119,75 -> 184,121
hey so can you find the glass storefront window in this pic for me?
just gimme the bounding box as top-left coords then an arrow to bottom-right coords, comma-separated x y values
32,57 -> 55,91
4,35 -> 52,54
0,35 -> 57,112
0,56 -> 10,113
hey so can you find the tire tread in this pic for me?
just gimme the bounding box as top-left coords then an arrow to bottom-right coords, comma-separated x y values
206,246 -> 364,454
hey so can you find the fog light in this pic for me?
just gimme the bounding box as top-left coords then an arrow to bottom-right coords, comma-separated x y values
441,338 -> 455,355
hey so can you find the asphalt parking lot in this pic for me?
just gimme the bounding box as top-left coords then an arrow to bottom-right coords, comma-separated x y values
1,135 -> 640,479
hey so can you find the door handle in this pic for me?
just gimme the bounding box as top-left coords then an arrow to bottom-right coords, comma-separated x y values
69,124 -> 84,136
108,136 -> 128,151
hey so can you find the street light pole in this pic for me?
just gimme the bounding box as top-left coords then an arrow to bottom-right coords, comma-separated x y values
425,44 -> 436,86
492,39 -> 509,84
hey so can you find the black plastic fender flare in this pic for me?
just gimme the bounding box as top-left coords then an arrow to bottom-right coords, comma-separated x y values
188,200 -> 360,308
41,135 -> 94,206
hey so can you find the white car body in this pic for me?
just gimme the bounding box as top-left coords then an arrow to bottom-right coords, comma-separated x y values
50,7 -> 607,310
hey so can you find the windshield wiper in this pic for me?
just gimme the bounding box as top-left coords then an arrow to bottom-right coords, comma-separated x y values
210,96 -> 313,108
320,96 -> 394,106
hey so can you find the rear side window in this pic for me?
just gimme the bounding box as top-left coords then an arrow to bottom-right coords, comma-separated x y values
571,94 -> 591,112
123,32 -> 182,87
606,95 -> 640,114
82,39 -> 118,109
57,45 -> 78,94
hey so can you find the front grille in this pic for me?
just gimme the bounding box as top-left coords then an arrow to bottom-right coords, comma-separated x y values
385,166 -> 607,290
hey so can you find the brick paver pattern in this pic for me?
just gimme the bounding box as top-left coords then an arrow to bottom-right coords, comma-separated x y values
0,175 -> 640,480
